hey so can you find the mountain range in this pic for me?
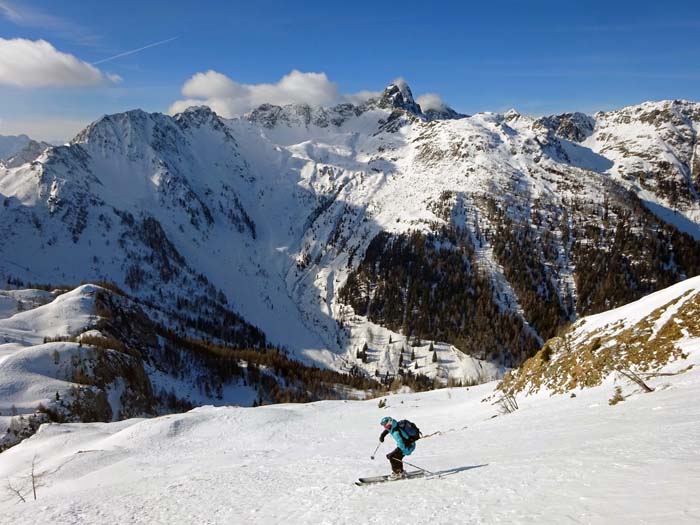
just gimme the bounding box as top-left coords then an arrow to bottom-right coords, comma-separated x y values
1,80 -> 699,397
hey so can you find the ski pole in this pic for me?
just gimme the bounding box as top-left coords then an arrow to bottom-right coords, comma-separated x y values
402,460 -> 437,477
370,442 -> 381,460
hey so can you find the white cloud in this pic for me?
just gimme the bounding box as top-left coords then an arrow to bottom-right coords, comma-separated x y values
343,89 -> 382,105
169,69 -> 380,117
106,73 -> 123,83
0,1 -> 69,29
391,76 -> 408,89
182,70 -> 244,100
0,38 -> 116,87
416,93 -> 447,112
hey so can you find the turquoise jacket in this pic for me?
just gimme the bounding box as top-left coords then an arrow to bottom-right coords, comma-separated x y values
384,421 -> 416,455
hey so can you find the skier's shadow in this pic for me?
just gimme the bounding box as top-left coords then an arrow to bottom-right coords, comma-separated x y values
435,464 -> 488,477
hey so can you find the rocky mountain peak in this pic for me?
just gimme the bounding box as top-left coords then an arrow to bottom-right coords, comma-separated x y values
534,112 -> 595,142
71,109 -> 155,146
423,105 -> 467,122
503,109 -> 521,121
378,80 -> 423,116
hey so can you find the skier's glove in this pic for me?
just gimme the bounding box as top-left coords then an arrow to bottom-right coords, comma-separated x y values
379,434 -> 385,442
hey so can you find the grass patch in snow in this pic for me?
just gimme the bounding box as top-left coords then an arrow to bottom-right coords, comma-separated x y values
498,290 -> 700,395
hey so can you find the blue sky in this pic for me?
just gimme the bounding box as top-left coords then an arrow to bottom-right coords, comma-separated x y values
1,0 -> 699,141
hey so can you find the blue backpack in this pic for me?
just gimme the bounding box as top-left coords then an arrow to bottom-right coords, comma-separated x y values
396,419 -> 421,443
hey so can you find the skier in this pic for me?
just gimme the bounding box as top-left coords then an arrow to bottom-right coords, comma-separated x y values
379,416 -> 420,480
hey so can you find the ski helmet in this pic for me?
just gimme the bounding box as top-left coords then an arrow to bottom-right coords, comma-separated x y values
380,416 -> 394,429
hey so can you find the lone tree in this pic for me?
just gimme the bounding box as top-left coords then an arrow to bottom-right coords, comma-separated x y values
429,342 -> 434,352
432,350 -> 438,363
360,342 -> 369,363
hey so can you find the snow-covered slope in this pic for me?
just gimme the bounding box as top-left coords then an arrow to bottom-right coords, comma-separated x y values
0,345 -> 698,523
1,87 -> 700,383
583,100 -> 700,235
0,285 -> 161,450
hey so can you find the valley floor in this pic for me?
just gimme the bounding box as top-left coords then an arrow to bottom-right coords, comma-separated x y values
1,352 -> 700,524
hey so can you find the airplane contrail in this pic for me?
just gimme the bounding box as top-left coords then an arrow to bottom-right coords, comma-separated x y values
92,36 -> 178,65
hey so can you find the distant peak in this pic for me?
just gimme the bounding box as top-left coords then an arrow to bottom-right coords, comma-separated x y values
175,105 -> 225,129
179,105 -> 216,116
378,80 -> 422,115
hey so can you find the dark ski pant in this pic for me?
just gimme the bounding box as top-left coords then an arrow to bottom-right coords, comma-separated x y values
387,447 -> 404,473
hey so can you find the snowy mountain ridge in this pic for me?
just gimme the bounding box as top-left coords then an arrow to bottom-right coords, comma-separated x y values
1,84 -> 700,384
243,79 -> 464,131
0,134 -> 53,169
0,134 -> 32,159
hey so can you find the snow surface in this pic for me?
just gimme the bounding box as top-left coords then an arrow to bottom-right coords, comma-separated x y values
0,286 -> 104,441
0,346 -> 699,523
0,285 -> 97,364
0,289 -> 53,321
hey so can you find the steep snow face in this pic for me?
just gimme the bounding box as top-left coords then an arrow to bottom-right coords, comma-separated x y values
0,106 -> 325,359
1,91 -> 700,382
584,100 -> 700,236
1,344 -> 699,523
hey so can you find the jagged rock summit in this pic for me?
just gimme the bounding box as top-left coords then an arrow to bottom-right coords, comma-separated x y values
377,79 -> 423,115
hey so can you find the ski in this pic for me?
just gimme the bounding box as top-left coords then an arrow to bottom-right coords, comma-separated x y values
356,470 -> 425,486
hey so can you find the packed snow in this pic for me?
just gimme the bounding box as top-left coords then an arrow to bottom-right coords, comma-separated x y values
0,354 -> 698,523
